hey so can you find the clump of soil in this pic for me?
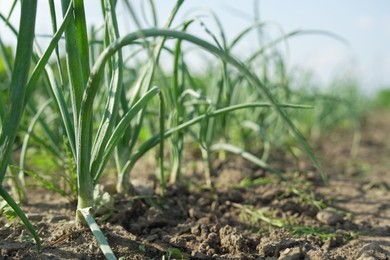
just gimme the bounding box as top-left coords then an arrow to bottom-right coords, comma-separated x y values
1,112 -> 390,259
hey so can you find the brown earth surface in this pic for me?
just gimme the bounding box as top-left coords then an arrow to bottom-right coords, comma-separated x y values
1,111 -> 390,259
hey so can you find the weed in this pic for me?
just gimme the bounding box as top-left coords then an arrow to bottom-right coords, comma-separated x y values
163,247 -> 190,260
291,226 -> 359,244
230,202 -> 287,228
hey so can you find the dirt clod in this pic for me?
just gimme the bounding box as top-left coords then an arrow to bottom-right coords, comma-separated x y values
356,243 -> 390,260
317,208 -> 344,226
219,225 -> 250,255
260,239 -> 300,257
278,246 -> 302,260
322,235 -> 344,250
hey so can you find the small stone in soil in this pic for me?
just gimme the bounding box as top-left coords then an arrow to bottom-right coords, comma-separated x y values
278,246 -> 302,260
50,215 -> 70,223
145,234 -> 158,242
260,239 -> 300,257
316,208 -> 343,226
262,188 -> 283,204
191,251 -> 209,259
356,242 -> 390,259
25,213 -> 42,222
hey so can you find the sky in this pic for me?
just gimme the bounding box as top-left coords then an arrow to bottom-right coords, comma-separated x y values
1,1 -> 389,95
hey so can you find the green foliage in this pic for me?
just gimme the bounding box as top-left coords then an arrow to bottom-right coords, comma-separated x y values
18,167 -> 68,197
374,88 -> 390,108
164,247 -> 190,260
0,0 -> 40,250
93,185 -> 115,221
0,43 -> 13,85
282,187 -> 327,211
138,244 -> 146,252
279,174 -> 328,210
0,199 -> 16,221
289,75 -> 363,158
0,0 -> 364,255
235,202 -> 287,228
64,136 -> 78,201
291,226 -> 359,243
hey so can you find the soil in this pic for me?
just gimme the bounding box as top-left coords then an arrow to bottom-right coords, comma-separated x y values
1,111 -> 390,259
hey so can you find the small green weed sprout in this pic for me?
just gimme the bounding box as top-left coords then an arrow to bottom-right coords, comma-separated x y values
291,226 -> 359,244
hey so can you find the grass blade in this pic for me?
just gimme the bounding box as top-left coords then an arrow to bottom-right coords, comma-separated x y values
159,92 -> 166,194
90,0 -> 123,180
120,102 -> 312,180
73,0 -> 90,77
94,87 -> 160,184
0,0 -> 37,182
0,186 -> 41,250
210,143 -> 284,179
61,0 -> 86,121
48,0 -> 66,86
0,0 -> 39,251
17,100 -> 53,202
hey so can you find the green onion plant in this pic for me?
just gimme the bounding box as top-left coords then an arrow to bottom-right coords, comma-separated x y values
0,0 -> 360,255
